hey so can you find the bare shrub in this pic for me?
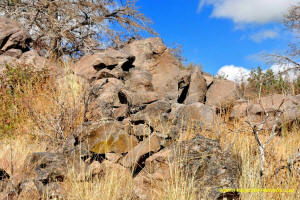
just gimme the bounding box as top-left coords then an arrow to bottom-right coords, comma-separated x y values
0,0 -> 155,58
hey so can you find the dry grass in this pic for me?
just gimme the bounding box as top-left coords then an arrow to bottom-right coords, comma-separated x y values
215,118 -> 300,200
0,62 -> 299,200
0,136 -> 48,184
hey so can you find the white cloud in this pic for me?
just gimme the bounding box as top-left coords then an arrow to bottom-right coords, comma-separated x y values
217,63 -> 300,83
250,30 -> 279,43
269,64 -> 300,81
198,0 -> 299,24
217,65 -> 250,83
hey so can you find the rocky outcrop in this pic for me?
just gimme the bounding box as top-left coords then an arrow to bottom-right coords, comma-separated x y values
0,17 -> 31,56
206,79 -> 241,108
133,135 -> 240,200
178,67 -> 207,104
73,38 -> 216,155
0,17 -> 48,73
230,94 -> 300,129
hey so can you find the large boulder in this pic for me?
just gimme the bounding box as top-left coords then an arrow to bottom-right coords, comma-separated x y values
23,152 -> 68,183
0,17 -> 31,55
229,99 -> 248,119
74,48 -> 134,81
130,100 -> 171,130
206,79 -> 241,108
119,134 -> 161,169
177,67 -> 207,104
123,38 -> 180,101
84,78 -> 125,121
134,135 -> 240,200
78,120 -> 138,154
0,17 -> 49,75
169,102 -> 215,132
184,67 -> 207,104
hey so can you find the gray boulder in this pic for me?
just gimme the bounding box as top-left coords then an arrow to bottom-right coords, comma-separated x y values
206,79 -> 241,108
23,152 -> 68,183
134,135 -> 240,200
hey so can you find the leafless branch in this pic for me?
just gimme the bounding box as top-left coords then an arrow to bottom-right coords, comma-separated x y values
0,0 -> 156,58
245,98 -> 285,176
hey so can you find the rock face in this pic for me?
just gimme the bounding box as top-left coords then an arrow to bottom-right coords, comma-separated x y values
133,135 -> 240,200
230,94 -> 300,129
75,38 -> 215,141
24,152 -> 68,182
178,67 -> 207,104
0,17 -> 48,73
85,121 -> 138,154
0,17 -> 31,55
206,79 -> 241,108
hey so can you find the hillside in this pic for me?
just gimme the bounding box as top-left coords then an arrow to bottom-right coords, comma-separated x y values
0,15 -> 299,200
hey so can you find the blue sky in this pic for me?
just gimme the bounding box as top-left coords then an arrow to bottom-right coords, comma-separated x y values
136,0 -> 299,76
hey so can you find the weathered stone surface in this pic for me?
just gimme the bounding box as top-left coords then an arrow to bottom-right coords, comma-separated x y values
88,160 -> 131,180
120,134 -> 161,168
130,124 -> 152,137
230,94 -> 300,130
119,89 -> 159,107
130,100 -> 171,137
133,148 -> 171,200
184,67 -> 207,104
124,68 -> 153,92
123,38 -> 180,101
86,121 -> 138,154
149,50 -> 180,101
74,48 -> 134,81
169,102 -> 215,132
0,169 -> 16,200
123,37 -> 166,69
206,79 -> 241,108
2,49 -> 22,58
18,180 -> 40,200
0,180 -> 16,200
84,78 -> 126,121
23,152 -> 67,182
177,69 -> 191,103
0,17 -> 31,53
172,135 -> 239,199
42,182 -> 65,200
131,100 -> 171,123
229,100 -> 248,119
113,104 -> 129,120
18,50 -> 46,69
134,135 -> 240,200
0,56 -> 17,72
202,72 -> 214,87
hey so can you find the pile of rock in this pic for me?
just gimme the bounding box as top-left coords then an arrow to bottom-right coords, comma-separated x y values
230,94 -> 300,129
0,135 -> 240,200
0,36 -> 241,199
0,17 -> 45,74
3,15 -> 299,200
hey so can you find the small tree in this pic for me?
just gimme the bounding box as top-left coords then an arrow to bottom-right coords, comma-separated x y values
0,0 -> 155,58
247,67 -> 291,96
